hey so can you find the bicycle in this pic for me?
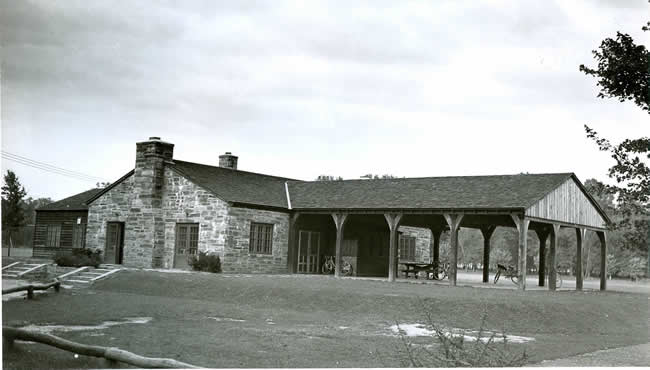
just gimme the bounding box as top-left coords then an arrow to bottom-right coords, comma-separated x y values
493,264 -> 519,285
321,255 -> 353,276
428,262 -> 449,280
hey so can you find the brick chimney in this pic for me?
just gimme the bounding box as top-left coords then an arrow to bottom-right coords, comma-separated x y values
130,136 -> 174,268
219,152 -> 238,170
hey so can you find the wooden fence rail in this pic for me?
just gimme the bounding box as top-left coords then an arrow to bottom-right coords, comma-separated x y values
3,327 -> 199,369
2,280 -> 61,299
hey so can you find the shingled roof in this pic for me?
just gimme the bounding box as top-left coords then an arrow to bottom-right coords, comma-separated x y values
37,188 -> 104,211
169,160 -> 296,209
287,173 -> 575,211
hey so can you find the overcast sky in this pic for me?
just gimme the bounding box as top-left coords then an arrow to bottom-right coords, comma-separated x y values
1,0 -> 648,201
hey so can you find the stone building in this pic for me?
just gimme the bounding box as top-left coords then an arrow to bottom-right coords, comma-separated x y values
39,136 -> 611,291
81,137 -> 432,274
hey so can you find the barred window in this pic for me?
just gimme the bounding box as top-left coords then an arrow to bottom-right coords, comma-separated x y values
46,225 -> 61,248
399,235 -> 416,261
176,223 -> 199,256
72,224 -> 86,248
249,222 -> 273,254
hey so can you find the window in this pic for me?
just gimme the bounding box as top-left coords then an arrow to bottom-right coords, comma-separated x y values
72,224 -> 86,248
249,222 -> 273,254
399,235 -> 416,261
46,225 -> 61,247
176,223 -> 199,256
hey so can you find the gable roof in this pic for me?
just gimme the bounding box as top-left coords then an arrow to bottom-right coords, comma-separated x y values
169,160 -> 297,209
37,188 -> 104,211
288,173 -> 575,211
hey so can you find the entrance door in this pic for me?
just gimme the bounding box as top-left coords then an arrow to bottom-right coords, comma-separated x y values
105,222 -> 124,264
297,230 -> 320,273
174,223 -> 199,269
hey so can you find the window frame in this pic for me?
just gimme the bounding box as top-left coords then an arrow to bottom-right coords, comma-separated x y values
175,223 -> 199,256
46,224 -> 62,248
249,222 -> 274,255
72,223 -> 86,248
399,234 -> 416,261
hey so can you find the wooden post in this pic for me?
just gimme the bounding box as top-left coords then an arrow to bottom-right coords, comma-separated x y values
549,224 -> 560,291
576,228 -> 586,291
510,214 -> 530,291
535,228 -> 549,287
27,286 -> 34,300
331,213 -> 348,278
430,228 -> 442,266
287,213 -> 300,274
597,230 -> 607,291
480,225 -> 496,283
443,214 -> 463,286
384,213 -> 402,282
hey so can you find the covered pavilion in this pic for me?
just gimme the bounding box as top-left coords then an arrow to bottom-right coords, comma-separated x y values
286,172 -> 611,291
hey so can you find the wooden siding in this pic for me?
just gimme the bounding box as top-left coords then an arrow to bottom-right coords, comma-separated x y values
33,210 -> 88,258
525,177 -> 606,229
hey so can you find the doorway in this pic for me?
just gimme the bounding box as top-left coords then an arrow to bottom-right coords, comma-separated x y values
105,222 -> 124,264
297,230 -> 320,273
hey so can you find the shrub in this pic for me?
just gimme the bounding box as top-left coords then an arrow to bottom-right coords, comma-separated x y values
189,252 -> 222,273
395,305 -> 527,367
54,248 -> 102,268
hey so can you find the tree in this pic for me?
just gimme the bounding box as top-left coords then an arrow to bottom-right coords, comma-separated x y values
579,33 -> 649,113
22,197 -> 54,224
2,170 -> 28,252
315,175 -> 343,181
581,16 -> 650,277
2,170 -> 27,229
360,174 -> 399,179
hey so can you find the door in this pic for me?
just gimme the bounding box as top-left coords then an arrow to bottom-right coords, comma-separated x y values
174,223 -> 199,269
296,230 -> 320,273
105,222 -> 124,264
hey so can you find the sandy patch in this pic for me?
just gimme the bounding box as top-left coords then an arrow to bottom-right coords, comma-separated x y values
207,316 -> 246,322
20,317 -> 152,335
389,323 -> 534,343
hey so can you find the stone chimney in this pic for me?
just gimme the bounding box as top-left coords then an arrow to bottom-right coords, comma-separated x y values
219,152 -> 238,170
131,136 -> 174,268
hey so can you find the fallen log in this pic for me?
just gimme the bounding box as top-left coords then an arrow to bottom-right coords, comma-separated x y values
3,326 -> 199,368
2,280 -> 61,299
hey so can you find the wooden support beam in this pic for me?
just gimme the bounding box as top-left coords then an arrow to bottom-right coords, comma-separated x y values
384,213 -> 403,282
597,230 -> 607,291
331,213 -> 348,278
430,228 -> 443,266
535,228 -> 549,287
510,214 -> 530,291
548,224 -> 560,291
287,213 -> 300,273
576,228 -> 586,291
480,225 -> 497,283
443,213 -> 464,286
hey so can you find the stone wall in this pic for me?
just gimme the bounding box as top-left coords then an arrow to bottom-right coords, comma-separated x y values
224,206 -> 290,274
86,175 -> 138,264
161,168 -> 230,268
398,226 -> 431,263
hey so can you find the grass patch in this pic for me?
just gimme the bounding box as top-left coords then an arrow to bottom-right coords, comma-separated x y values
3,271 -> 648,368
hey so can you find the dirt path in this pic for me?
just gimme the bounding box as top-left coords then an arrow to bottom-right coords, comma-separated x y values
534,342 -> 650,366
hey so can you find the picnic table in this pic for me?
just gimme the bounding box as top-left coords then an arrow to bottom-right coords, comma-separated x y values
401,262 -> 436,279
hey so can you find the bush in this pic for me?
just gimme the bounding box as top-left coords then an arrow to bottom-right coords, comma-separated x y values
395,305 -> 527,367
54,248 -> 102,268
189,252 -> 222,273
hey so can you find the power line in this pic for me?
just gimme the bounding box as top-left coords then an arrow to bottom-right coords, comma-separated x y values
1,151 -> 110,183
1,151 -> 106,180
